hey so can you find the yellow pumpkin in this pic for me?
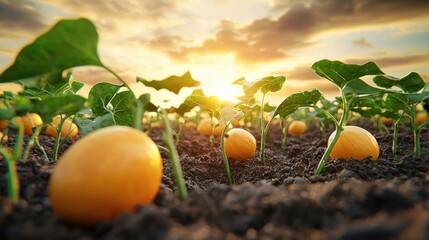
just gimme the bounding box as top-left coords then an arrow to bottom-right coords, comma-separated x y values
328,126 -> 379,160
288,120 -> 307,136
12,113 -> 43,135
45,116 -> 79,138
48,126 -> 163,226
224,128 -> 256,161
197,118 -> 225,137
416,112 -> 428,124
0,132 -> 7,142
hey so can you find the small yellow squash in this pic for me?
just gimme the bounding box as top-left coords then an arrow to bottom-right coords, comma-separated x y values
224,128 -> 256,161
328,126 -> 379,160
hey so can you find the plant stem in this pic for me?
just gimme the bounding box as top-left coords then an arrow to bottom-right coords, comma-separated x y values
221,119 -> 234,185
314,92 -> 345,175
21,125 -> 43,162
12,125 -> 24,161
161,108 -> 188,201
103,65 -> 143,130
415,121 -> 429,158
1,145 -> 19,203
260,117 -> 274,165
392,121 -> 399,158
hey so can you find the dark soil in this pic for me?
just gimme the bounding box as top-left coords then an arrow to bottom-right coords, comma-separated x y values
1,120 -> 429,239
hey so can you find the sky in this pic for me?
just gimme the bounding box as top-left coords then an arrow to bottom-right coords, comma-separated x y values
0,0 -> 429,106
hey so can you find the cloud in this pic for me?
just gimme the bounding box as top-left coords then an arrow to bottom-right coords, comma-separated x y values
0,0 -> 46,36
149,0 -> 429,64
346,53 -> 429,69
353,38 -> 373,47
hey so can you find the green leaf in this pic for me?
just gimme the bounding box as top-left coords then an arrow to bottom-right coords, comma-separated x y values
88,82 -> 122,117
263,103 -> 276,112
18,71 -> 84,97
311,60 -> 384,89
34,95 -> 87,122
273,89 -> 322,118
0,18 -> 102,83
110,91 -> 135,126
138,93 -> 158,112
168,103 -> 192,115
373,72 -> 426,93
349,97 -> 383,117
184,89 -> 221,112
382,92 -> 429,119
137,71 -> 200,94
232,77 -> 245,85
241,76 -> 286,96
343,79 -> 387,95
74,114 -> 115,135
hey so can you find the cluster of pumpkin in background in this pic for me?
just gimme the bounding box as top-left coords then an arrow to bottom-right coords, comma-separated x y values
196,117 -> 308,161
0,112 -> 78,141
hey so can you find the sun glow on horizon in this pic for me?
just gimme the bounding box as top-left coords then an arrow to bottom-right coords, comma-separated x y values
203,84 -> 242,102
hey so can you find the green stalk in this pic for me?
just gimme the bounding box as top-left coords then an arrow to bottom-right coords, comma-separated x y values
220,119 -> 234,185
209,113 -> 215,144
103,65 -> 142,130
392,120 -> 399,158
52,122 -> 63,162
260,117 -> 274,165
315,91 -> 346,175
12,125 -> 24,161
415,121 -> 429,158
161,108 -> 188,201
21,125 -> 44,162
5,159 -> 19,203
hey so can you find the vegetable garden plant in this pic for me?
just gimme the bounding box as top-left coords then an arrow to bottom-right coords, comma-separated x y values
0,18 -> 428,239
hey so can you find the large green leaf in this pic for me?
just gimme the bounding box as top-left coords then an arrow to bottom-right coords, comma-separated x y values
343,79 -> 387,95
373,72 -> 426,93
0,18 -> 102,83
311,60 -> 384,89
273,89 -> 322,118
34,95 -> 87,122
138,93 -> 158,112
110,91 -> 135,126
241,76 -> 286,96
137,71 -> 200,94
18,71 -> 84,97
184,89 -> 221,113
383,92 -> 429,119
74,114 -> 115,135
88,82 -> 122,117
349,97 -> 383,117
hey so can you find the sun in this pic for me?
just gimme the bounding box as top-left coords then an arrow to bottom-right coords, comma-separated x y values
204,84 -> 242,102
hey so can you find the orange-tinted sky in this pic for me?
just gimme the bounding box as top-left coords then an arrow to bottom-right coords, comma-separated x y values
1,0 -> 429,106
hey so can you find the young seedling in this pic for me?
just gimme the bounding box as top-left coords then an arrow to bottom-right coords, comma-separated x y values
373,72 -> 429,158
311,59 -> 385,174
219,106 -> 244,185
233,76 -> 286,164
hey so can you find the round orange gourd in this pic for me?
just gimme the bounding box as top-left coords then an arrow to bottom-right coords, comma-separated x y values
416,112 -> 428,124
12,113 -> 43,135
45,116 -> 79,138
288,120 -> 307,136
224,128 -> 256,161
379,116 -> 393,123
48,126 -> 162,226
0,132 -> 7,142
197,118 -> 225,137
328,126 -> 379,160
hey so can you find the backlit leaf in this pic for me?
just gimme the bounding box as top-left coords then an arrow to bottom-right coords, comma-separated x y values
137,71 -> 200,94
311,60 -> 384,89
273,89 -> 322,118
373,72 -> 426,93
0,18 -> 102,83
